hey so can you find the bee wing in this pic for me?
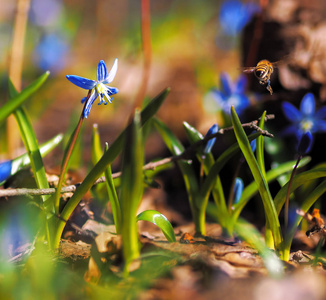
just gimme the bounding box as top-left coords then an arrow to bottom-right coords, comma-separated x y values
272,54 -> 293,68
241,67 -> 256,73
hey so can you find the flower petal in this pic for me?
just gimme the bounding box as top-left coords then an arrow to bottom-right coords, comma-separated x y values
103,58 -> 118,84
83,90 -> 98,118
282,102 -> 302,123
297,131 -> 313,155
280,124 -> 299,137
316,120 -> 326,132
235,94 -> 250,111
234,74 -> 247,94
203,123 -> 219,154
219,0 -> 245,36
0,160 -> 12,183
210,90 -> 227,111
250,137 -> 256,153
233,177 -> 244,205
300,93 -> 315,115
97,60 -> 108,82
66,75 -> 96,90
220,72 -> 232,96
107,86 -> 119,96
315,106 -> 326,119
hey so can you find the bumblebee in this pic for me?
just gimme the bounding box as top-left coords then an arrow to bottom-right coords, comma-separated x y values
242,59 -> 276,95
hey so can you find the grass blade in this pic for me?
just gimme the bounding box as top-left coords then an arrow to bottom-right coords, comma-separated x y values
152,118 -> 202,231
274,167 -> 326,215
183,122 -> 228,224
0,134 -> 63,186
120,110 -> 144,275
1,72 -> 50,123
91,124 -> 121,233
137,210 -> 176,242
232,157 -> 311,221
256,111 -> 267,179
230,106 -> 282,251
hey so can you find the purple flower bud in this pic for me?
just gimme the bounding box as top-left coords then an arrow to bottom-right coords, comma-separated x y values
203,124 -> 219,154
0,160 -> 12,183
233,177 -> 243,204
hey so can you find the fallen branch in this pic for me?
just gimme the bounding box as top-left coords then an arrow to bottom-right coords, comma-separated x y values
0,115 -> 274,198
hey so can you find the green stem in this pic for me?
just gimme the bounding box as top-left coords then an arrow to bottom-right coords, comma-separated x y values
282,179 -> 326,261
104,143 -> 121,234
284,156 -> 301,230
197,201 -> 206,236
53,90 -> 91,215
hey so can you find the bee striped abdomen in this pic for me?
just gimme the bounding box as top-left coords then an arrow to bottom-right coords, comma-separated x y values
254,60 -> 273,82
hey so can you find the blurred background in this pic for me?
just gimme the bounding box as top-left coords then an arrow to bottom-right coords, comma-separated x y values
0,0 -> 254,165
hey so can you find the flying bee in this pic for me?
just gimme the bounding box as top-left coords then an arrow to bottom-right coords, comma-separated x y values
242,59 -> 278,95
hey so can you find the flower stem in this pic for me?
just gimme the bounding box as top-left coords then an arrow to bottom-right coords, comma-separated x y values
53,90 -> 91,216
284,156 -> 301,230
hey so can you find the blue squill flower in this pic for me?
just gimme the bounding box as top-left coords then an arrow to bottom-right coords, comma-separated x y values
219,0 -> 261,37
34,33 -> 69,73
0,160 -> 12,184
30,0 -> 63,27
233,177 -> 244,205
0,134 -> 63,185
206,72 -> 250,116
203,123 -> 219,155
282,93 -> 326,141
66,59 -> 119,118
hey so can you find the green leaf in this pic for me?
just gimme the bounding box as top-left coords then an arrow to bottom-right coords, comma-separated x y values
232,156 -> 311,220
1,133 -> 63,186
137,210 -> 176,242
230,107 -> 282,251
120,109 -> 144,275
274,167 -> 326,215
91,124 -> 121,233
9,83 -> 52,211
199,132 -> 261,207
152,118 -> 202,231
256,111 -> 266,179
282,179 -> 326,261
9,81 -> 54,246
104,143 -> 121,234
1,72 -> 50,124
183,121 -> 228,225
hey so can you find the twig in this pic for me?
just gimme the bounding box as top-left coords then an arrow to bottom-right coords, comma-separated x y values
0,115 -> 274,198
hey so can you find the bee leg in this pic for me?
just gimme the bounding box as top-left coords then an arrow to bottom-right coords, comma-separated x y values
266,80 -> 273,95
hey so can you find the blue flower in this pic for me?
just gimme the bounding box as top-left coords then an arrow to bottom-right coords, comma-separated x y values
219,0 -> 260,36
30,0 -> 63,27
66,59 -> 119,118
205,72 -> 250,116
203,123 -> 219,155
282,93 -> 326,141
233,177 -> 244,205
0,160 -> 12,184
34,33 -> 69,73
